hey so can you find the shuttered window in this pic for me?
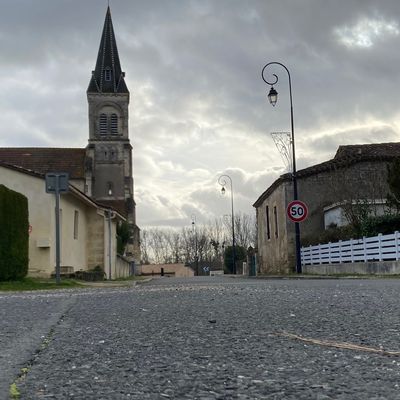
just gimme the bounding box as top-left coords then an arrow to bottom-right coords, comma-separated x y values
105,68 -> 112,82
110,114 -> 118,134
99,114 -> 108,134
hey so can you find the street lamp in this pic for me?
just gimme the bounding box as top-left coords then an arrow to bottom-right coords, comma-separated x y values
191,214 -> 199,275
218,174 -> 236,274
261,61 -> 302,274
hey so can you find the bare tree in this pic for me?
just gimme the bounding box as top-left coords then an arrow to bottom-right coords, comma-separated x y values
140,230 -> 150,264
140,213 -> 256,266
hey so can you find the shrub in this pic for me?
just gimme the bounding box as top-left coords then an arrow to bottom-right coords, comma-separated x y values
224,245 -> 246,273
301,225 -> 355,246
117,221 -> 130,255
302,214 -> 400,247
360,214 -> 400,237
0,185 -> 29,280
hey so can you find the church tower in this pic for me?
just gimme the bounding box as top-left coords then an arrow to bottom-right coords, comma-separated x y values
86,6 -> 140,261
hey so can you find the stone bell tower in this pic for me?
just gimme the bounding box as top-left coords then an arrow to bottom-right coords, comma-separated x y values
86,6 -> 140,262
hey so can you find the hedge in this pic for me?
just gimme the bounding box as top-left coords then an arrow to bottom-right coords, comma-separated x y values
0,185 -> 29,280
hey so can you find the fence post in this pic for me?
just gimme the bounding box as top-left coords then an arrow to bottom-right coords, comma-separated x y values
328,242 -> 331,264
378,233 -> 383,261
350,238 -> 354,263
339,240 -> 342,263
363,237 -> 367,262
309,244 -> 313,265
396,231 -> 400,261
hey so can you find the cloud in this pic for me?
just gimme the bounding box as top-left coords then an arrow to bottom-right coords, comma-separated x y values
1,0 -> 400,229
334,17 -> 400,48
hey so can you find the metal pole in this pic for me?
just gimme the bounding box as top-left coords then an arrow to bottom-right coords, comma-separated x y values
108,209 -> 112,280
230,181 -> 236,275
218,175 -> 236,274
55,182 -> 61,284
192,215 -> 199,276
262,62 -> 302,273
290,89 -> 302,274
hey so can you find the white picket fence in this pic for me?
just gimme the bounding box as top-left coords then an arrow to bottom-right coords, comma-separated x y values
301,231 -> 400,265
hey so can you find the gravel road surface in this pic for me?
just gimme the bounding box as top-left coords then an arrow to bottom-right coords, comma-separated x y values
2,277 -> 400,399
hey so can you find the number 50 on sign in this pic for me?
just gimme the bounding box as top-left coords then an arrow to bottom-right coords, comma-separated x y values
286,200 -> 308,223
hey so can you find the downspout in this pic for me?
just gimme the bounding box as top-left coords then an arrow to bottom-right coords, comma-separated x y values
108,209 -> 112,280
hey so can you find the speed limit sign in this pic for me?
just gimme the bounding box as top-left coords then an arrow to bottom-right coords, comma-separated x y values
287,200 -> 308,222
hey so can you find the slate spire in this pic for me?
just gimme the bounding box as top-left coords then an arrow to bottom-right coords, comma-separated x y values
87,6 -> 128,94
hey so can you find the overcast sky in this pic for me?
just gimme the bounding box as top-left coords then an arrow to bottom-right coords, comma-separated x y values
1,0 -> 400,228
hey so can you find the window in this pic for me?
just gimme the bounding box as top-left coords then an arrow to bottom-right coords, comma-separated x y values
99,113 -> 108,134
266,206 -> 271,240
73,210 -> 79,240
104,67 -> 112,82
110,114 -> 118,134
273,206 -> 278,238
110,147 -> 117,160
107,182 -> 113,196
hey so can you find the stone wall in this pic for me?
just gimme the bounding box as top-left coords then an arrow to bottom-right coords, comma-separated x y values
86,210 -> 105,269
304,261 -> 400,275
298,161 -> 388,241
256,181 -> 293,274
141,264 -> 195,278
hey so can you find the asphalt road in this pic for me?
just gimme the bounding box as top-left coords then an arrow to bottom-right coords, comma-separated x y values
2,277 -> 400,399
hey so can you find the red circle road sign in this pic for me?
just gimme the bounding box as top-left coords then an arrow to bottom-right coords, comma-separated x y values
287,200 -> 308,222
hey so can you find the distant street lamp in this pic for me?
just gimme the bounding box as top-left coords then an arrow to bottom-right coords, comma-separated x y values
218,175 -> 236,274
191,214 -> 199,275
262,61 -> 302,273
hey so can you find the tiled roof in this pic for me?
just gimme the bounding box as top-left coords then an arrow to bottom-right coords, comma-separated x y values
334,142 -> 400,159
0,162 -> 125,219
253,142 -> 400,208
87,6 -> 129,94
0,148 -> 86,179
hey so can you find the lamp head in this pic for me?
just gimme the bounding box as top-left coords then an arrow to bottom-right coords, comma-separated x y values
221,187 -> 226,195
268,86 -> 278,107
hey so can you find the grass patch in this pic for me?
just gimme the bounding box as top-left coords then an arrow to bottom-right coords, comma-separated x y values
113,275 -> 148,282
9,383 -> 20,399
0,277 -> 83,292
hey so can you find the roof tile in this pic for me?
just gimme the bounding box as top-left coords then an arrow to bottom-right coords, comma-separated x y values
0,148 -> 86,179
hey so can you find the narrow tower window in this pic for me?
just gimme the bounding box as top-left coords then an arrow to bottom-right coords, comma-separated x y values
99,113 -> 108,134
107,182 -> 113,196
266,205 -> 271,240
273,206 -> 279,238
73,210 -> 79,239
110,114 -> 118,134
105,67 -> 112,82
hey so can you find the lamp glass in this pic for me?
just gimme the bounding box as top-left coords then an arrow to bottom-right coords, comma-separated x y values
268,86 -> 278,107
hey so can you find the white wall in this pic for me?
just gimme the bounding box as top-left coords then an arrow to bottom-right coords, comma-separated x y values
0,166 -> 113,277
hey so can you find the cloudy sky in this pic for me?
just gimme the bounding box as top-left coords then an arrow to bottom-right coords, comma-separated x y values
1,0 -> 400,228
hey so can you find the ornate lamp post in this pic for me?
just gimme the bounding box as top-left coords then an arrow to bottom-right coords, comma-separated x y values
191,214 -> 199,275
261,61 -> 302,274
218,175 -> 236,274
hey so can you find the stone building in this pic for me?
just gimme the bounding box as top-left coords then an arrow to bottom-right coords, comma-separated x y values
253,143 -> 400,274
0,6 -> 140,273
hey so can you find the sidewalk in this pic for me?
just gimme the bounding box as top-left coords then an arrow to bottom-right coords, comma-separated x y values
230,274 -> 398,279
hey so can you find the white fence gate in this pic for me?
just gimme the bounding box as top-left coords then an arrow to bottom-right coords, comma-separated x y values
301,231 -> 400,265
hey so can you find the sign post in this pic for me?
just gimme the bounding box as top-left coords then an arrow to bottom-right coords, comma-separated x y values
45,173 -> 69,284
286,200 -> 308,223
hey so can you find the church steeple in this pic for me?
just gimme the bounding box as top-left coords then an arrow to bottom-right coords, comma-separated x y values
87,6 -> 128,94
86,5 -> 139,264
